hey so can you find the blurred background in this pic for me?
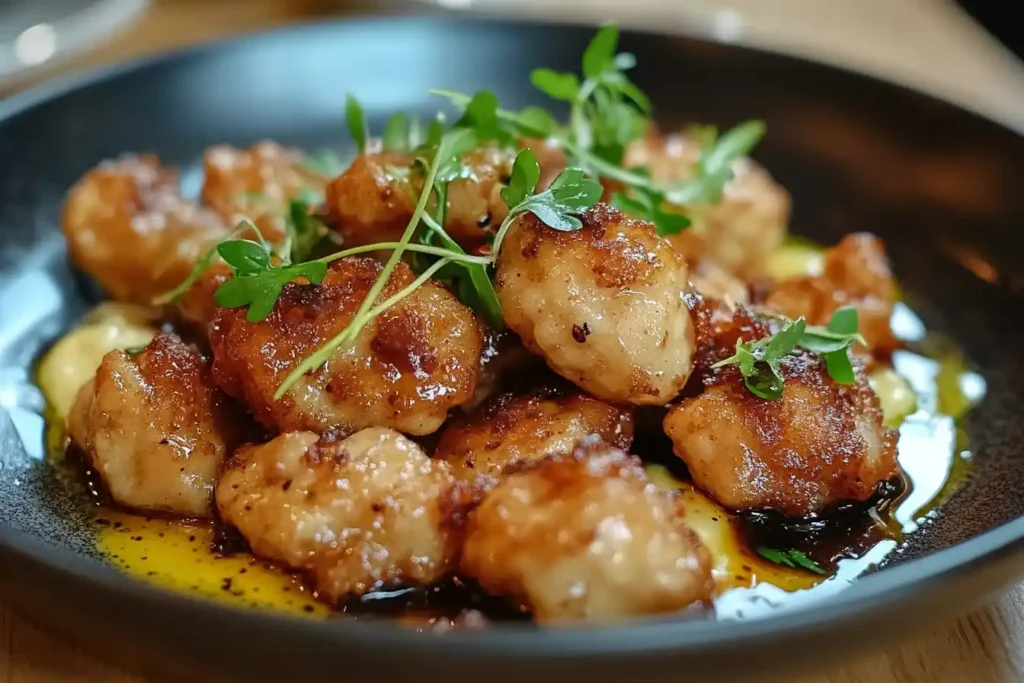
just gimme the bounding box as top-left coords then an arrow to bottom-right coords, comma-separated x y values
2,0 -> 1024,131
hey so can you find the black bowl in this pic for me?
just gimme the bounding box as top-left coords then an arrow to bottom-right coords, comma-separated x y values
2,16 -> 1024,683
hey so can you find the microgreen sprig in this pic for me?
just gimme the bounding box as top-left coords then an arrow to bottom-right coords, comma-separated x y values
712,306 -> 865,399
272,127 -> 476,398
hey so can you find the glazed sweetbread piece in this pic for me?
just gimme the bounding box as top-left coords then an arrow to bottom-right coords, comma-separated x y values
62,155 -> 229,303
67,333 -> 245,517
664,306 -> 899,517
436,386 -> 634,482
460,437 -> 714,624
496,205 -> 696,405
210,256 -> 483,437
217,428 -> 469,601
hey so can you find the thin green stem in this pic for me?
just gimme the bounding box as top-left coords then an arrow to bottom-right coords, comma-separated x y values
151,220 -> 261,306
274,129 -> 473,398
489,212 -> 520,263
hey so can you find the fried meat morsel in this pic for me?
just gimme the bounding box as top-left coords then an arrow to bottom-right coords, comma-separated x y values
62,155 -> 228,303
460,437 -> 713,624
67,333 -> 244,517
496,205 -> 695,405
326,146 -> 513,250
435,387 -> 634,482
217,428 -> 467,601
664,309 -> 899,517
210,257 -> 482,436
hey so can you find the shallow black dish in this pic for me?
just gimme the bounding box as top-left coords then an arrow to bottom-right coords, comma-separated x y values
2,16 -> 1024,683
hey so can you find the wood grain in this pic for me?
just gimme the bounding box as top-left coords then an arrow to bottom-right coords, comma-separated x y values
3,1 -> 1022,682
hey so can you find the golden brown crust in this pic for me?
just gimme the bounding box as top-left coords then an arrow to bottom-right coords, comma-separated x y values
460,437 -> 714,623
172,261 -> 232,333
435,387 -> 635,482
327,152 -> 417,248
67,333 -> 245,517
496,204 -> 696,405
61,155 -> 229,303
209,257 -> 483,436
664,343 -> 899,516
217,428 -> 469,602
765,233 -> 897,353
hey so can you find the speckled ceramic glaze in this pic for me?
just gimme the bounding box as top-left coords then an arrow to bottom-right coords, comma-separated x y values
1,17 -> 1024,683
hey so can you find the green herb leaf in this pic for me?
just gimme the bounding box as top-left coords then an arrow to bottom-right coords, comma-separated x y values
824,349 -> 857,386
582,24 -> 619,78
345,93 -> 368,154
123,344 -> 148,356
382,112 -> 409,152
514,106 -> 560,138
217,239 -> 271,275
757,547 -> 827,575
518,167 -> 602,231
712,317 -> 808,400
456,91 -> 507,144
530,68 -> 580,102
501,148 -> 541,209
766,317 -> 806,359
214,259 -> 328,323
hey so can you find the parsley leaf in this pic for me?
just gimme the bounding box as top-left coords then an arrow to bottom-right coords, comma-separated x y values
213,238 -> 328,323
531,69 -> 580,102
346,93 -> 368,154
757,547 -> 827,575
712,317 -> 807,400
517,168 -> 603,232
491,153 -> 602,259
582,24 -> 619,78
455,91 -> 510,145
500,148 -> 541,208
714,307 -> 866,399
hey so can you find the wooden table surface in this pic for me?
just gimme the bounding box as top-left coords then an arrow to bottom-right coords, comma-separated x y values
3,1 -> 1023,681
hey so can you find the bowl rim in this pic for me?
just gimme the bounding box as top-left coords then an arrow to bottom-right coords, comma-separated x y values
2,12 -> 1023,660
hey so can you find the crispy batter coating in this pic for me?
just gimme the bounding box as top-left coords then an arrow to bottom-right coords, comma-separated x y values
326,146 -> 512,250
460,437 -> 713,623
217,428 -> 468,602
210,257 -> 482,436
496,205 -> 695,405
436,387 -> 634,482
664,328 -> 899,516
201,141 -> 328,242
624,131 -> 790,278
765,233 -> 898,352
67,333 -> 244,517
62,155 -> 228,303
